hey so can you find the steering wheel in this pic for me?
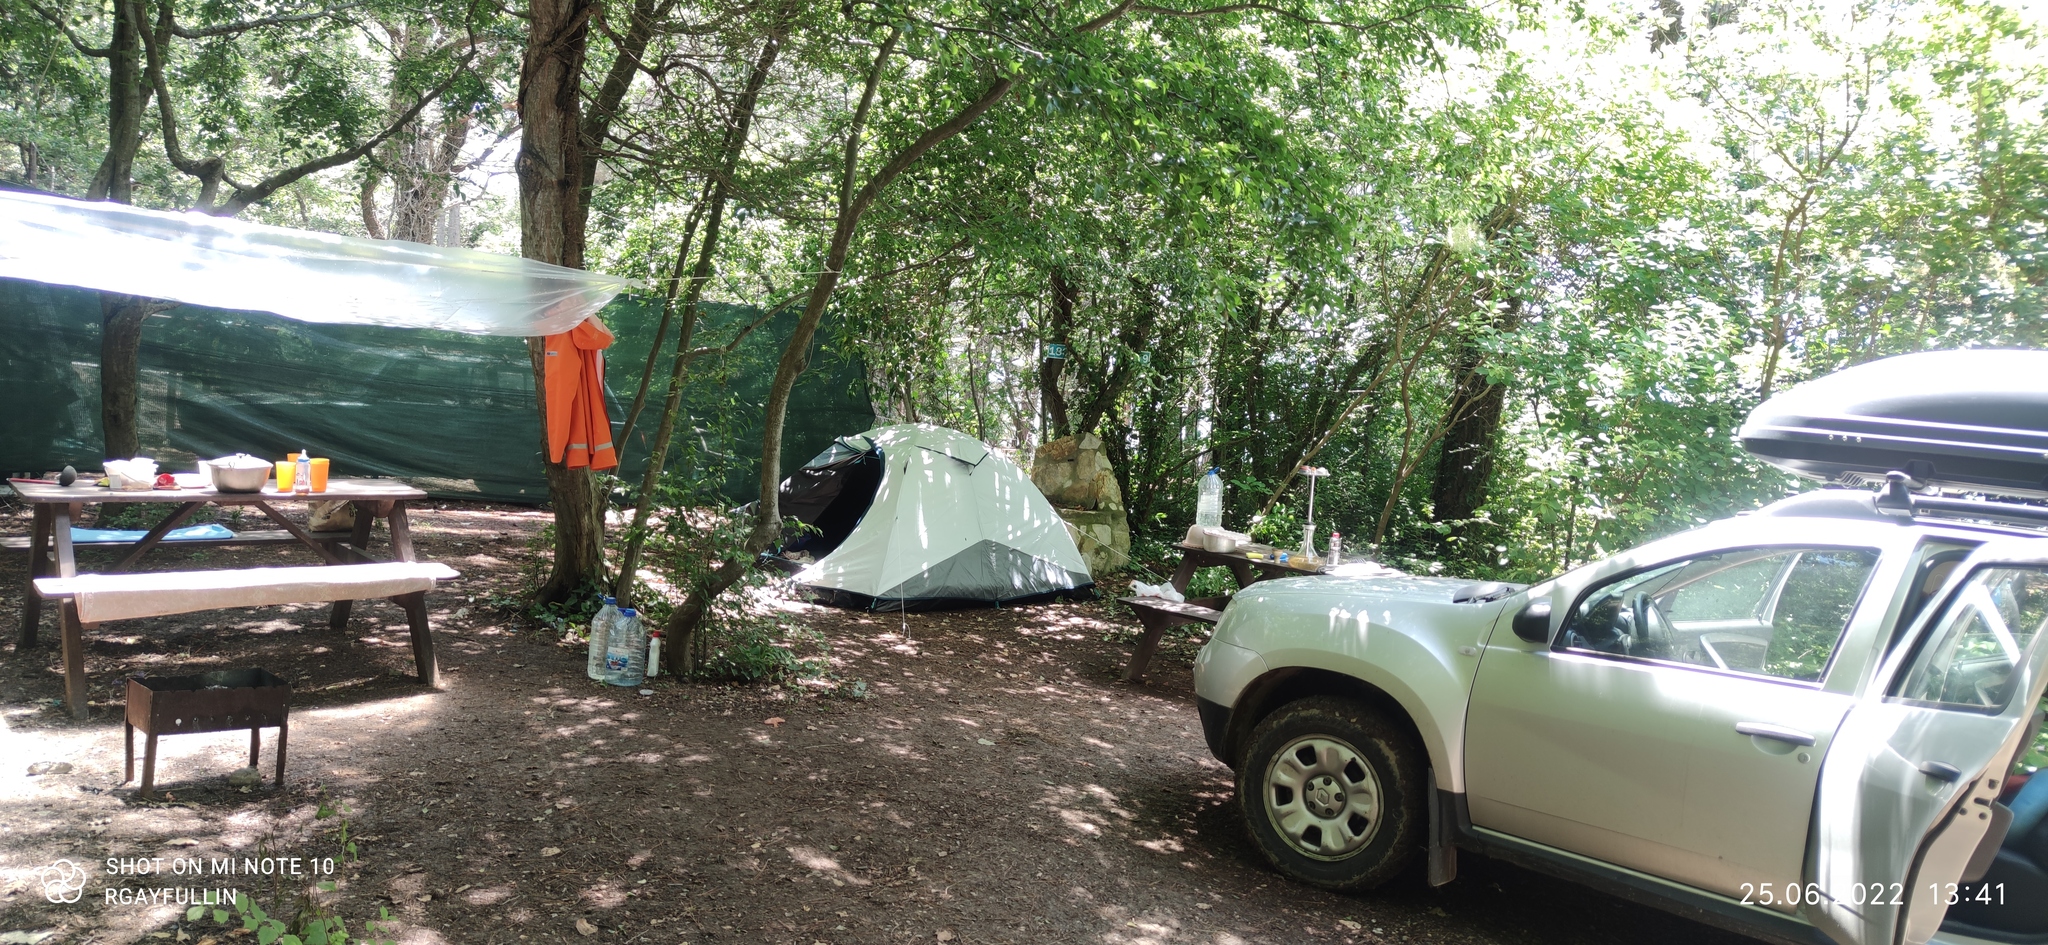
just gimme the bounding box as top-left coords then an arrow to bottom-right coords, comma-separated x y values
1631,592 -> 1674,656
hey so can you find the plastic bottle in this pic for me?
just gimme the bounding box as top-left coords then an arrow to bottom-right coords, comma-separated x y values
1328,533 -> 1343,567
293,450 -> 312,496
645,631 -> 663,678
1196,468 -> 1224,529
585,597 -> 619,680
605,607 -> 648,687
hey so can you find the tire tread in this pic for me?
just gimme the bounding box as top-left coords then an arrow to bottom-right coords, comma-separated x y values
1235,695 -> 1426,891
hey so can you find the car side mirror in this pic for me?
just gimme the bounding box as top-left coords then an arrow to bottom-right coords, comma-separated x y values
1512,599 -> 1554,644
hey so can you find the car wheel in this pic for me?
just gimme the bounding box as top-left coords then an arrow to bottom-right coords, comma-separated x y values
1236,695 -> 1425,890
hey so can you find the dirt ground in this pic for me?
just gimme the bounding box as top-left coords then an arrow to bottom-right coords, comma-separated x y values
0,498 -> 1757,945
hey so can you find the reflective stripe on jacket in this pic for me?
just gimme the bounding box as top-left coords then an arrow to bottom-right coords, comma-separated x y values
543,316 -> 618,471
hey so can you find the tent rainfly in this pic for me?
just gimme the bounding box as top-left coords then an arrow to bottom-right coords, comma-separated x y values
774,424 -> 1094,610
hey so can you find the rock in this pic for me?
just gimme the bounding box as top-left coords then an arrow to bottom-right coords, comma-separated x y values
1059,508 -> 1131,575
26,761 -> 72,776
226,766 -> 262,789
1036,437 -> 1079,463
1030,434 -> 1131,574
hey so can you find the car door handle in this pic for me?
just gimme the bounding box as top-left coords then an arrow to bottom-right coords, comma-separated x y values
1920,761 -> 1963,782
1735,722 -> 1817,746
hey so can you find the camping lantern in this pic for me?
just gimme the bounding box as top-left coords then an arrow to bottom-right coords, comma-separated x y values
1299,466 -> 1330,557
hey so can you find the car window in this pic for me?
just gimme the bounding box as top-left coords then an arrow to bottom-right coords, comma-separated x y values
1895,567 -> 2048,711
1664,554 -> 1783,622
1561,547 -> 1881,683
1886,547 -> 1975,656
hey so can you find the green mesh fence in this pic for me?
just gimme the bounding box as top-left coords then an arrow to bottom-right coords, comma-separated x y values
0,277 -> 874,503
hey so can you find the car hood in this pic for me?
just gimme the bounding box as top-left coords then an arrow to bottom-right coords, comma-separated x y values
1215,572 -> 1519,657
1233,572 -> 1498,610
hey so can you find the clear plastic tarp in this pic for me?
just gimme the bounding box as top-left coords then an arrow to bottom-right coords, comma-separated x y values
0,189 -> 634,335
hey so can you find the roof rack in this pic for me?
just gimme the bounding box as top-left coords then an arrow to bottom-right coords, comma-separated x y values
1874,471 -> 2048,530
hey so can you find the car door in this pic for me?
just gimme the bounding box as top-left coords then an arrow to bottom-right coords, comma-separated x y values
1465,543 -> 1888,904
1807,547 -> 2048,945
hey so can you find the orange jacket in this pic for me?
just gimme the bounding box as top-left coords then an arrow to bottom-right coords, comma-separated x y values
543,316 -> 618,471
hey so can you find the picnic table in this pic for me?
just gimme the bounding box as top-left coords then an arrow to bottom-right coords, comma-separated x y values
9,477 -> 453,718
1118,541 -> 1329,682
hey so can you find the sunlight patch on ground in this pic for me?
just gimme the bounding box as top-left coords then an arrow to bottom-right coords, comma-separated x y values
393,925 -> 452,945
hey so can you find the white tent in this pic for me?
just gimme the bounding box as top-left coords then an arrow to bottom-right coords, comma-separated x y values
789,424 -> 1093,609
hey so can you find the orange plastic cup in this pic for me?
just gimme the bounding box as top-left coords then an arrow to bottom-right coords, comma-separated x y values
309,457 -> 330,492
273,460 -> 295,492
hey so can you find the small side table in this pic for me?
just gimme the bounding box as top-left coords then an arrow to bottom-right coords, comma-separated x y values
125,669 -> 290,797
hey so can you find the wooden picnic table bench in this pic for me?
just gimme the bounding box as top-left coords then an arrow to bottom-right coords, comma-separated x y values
1119,541 -> 1329,682
1118,595 -> 1230,682
9,477 -> 455,719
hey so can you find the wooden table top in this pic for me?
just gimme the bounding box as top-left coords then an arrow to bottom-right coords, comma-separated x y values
7,476 -> 427,504
1174,541 -> 1328,575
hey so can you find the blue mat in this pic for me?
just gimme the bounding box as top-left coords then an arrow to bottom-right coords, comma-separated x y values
70,524 -> 237,543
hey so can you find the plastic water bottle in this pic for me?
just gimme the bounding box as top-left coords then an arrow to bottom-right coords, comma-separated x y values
585,597 -> 618,680
1196,468 -> 1224,529
605,608 -> 648,687
1328,533 -> 1343,567
293,450 -> 312,496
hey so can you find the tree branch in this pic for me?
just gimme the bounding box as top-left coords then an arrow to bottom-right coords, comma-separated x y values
216,51 -> 476,215
1126,0 -> 1465,32
24,0 -> 112,56
840,27 -> 901,220
168,1 -> 365,38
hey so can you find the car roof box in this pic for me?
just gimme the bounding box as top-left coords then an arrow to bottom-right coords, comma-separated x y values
1740,349 -> 2048,498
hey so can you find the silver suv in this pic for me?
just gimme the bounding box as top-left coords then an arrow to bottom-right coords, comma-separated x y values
1194,482 -> 2048,945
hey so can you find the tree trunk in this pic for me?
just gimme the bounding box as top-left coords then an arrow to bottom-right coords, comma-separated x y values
1040,267 -> 1076,440
615,31 -> 784,636
1072,276 -> 1163,437
388,112 -> 469,243
98,294 -> 159,459
1429,294 -> 1523,547
87,0 -> 148,203
519,0 -> 603,604
665,52 -> 1017,650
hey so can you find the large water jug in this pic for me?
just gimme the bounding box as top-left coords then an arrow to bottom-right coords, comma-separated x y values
1196,468 -> 1224,529
605,608 -> 648,687
585,597 -> 619,680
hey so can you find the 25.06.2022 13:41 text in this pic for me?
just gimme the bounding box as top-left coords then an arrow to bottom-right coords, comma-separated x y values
1738,882 -> 2007,908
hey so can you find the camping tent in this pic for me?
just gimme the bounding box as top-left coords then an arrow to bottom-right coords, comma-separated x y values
775,424 -> 1094,610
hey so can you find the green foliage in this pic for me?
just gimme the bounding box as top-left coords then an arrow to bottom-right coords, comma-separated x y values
183,896 -> 397,945
13,0 -> 2042,610
1183,566 -> 1238,600
699,621 -> 826,684
313,795 -> 360,865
